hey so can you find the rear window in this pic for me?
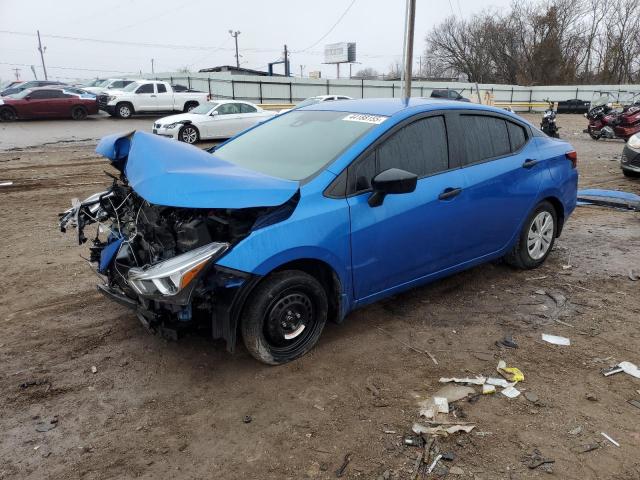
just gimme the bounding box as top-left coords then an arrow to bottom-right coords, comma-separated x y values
507,122 -> 527,151
459,115 -> 510,165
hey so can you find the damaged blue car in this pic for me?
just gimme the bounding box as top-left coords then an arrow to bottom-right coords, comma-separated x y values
60,98 -> 578,364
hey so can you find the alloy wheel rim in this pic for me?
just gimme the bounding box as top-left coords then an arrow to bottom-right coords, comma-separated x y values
120,106 -> 130,117
182,127 -> 197,143
527,211 -> 554,260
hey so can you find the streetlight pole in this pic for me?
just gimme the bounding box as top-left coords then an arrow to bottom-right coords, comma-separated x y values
401,0 -> 416,99
37,30 -> 48,80
229,30 -> 241,68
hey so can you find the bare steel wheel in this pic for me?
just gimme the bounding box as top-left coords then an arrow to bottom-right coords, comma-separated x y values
178,125 -> 199,144
505,201 -> 558,269
116,103 -> 133,119
241,270 -> 328,365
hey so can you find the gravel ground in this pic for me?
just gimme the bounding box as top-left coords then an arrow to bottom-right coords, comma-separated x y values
0,114 -> 639,480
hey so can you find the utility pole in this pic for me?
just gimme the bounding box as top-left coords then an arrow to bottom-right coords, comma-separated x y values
299,65 -> 305,78
401,0 -> 416,99
151,58 -> 155,74
229,30 -> 241,68
13,68 -> 21,81
283,44 -> 290,76
37,30 -> 48,80
30,65 -> 37,79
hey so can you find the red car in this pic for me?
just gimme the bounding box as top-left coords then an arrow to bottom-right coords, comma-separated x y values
0,87 -> 98,121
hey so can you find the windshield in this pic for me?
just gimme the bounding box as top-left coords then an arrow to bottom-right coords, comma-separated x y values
214,110 -> 386,181
85,79 -> 106,87
123,82 -> 142,92
191,102 -> 218,114
295,97 -> 322,109
10,89 -> 32,99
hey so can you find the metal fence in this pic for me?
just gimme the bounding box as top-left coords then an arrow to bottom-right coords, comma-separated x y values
147,72 -> 640,111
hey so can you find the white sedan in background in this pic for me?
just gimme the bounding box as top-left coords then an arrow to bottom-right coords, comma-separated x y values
279,95 -> 353,114
153,100 -> 276,144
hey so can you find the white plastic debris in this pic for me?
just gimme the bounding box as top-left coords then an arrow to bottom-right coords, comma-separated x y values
433,397 -> 449,414
486,377 -> 514,389
0,181 -> 13,187
91,366 -> 97,374
412,422 -> 475,436
542,334 -> 571,346
501,385 -> 521,398
439,376 -> 486,385
482,384 -> 496,394
619,361 -> 640,379
427,454 -> 443,474
601,432 -> 620,447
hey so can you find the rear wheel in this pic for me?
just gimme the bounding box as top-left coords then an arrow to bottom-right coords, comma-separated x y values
71,105 -> 88,120
241,270 -> 328,365
178,124 -> 199,144
0,107 -> 17,122
505,201 -> 557,269
184,101 -> 198,112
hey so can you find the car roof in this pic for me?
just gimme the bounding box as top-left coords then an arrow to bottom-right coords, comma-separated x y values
303,97 -> 518,118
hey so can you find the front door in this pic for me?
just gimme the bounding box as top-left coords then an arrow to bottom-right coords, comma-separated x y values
347,113 -> 470,302
134,83 -> 157,110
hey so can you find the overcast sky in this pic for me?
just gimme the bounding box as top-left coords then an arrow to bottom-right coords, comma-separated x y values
0,0 -> 511,83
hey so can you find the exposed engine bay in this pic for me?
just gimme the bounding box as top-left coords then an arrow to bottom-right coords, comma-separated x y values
59,174 -> 298,345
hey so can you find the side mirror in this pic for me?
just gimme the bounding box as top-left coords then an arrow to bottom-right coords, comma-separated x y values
25,95 -> 32,100
210,111 -> 219,117
368,168 -> 417,207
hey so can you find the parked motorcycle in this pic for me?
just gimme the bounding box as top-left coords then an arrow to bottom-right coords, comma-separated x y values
541,104 -> 560,138
585,101 -> 640,141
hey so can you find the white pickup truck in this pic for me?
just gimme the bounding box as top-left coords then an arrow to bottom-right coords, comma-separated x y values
97,80 -> 210,118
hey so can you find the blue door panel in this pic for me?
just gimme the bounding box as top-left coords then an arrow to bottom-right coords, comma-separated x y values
347,169 -> 468,300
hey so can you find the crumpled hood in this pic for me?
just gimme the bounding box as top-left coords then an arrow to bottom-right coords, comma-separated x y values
156,112 -> 204,125
95,131 -> 299,209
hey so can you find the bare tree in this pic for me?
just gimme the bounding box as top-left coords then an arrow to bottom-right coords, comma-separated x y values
353,67 -> 379,79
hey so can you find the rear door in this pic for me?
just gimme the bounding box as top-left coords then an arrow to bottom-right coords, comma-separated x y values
346,113 -> 470,301
450,112 -> 543,259
154,83 -> 173,110
24,90 -> 58,116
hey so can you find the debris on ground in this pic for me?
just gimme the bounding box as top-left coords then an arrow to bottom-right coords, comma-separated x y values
586,393 -> 598,402
546,291 -> 567,307
426,453 -> 443,474
525,449 -> 555,470
501,385 -> 521,398
35,416 -> 59,432
572,442 -> 600,454
542,333 -> 571,346
524,392 -> 539,404
439,375 -> 486,385
19,379 -> 51,391
495,334 -> 518,349
0,181 -> 13,187
413,422 -> 475,436
576,189 -> 640,211
243,415 -> 252,424
627,399 -> 640,410
629,269 -> 640,281
601,432 -> 620,447
335,452 -> 351,477
486,377 -> 514,389
419,385 -> 476,419
568,426 -> 583,436
404,436 -> 424,447
449,466 -> 465,475
90,366 -> 97,374
482,384 -> 496,394
497,360 -> 524,382
603,361 -> 640,379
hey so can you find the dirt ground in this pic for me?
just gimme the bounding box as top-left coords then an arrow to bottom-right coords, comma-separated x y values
0,114 -> 639,480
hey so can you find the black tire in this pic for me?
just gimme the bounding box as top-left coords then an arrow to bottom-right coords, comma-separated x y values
184,101 -> 198,112
0,107 -> 17,122
178,124 -> 200,144
71,105 -> 88,120
623,169 -> 640,178
115,102 -> 133,119
504,201 -> 558,269
241,270 -> 328,365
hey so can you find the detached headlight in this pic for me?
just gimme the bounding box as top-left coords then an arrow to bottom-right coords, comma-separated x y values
128,242 -> 229,297
628,133 -> 640,150
107,95 -> 117,102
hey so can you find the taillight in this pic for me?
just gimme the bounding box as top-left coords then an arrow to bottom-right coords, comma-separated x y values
566,150 -> 577,168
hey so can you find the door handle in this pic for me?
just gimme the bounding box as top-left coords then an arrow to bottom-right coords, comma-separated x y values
522,159 -> 539,169
150,95 -> 157,97
438,187 -> 462,200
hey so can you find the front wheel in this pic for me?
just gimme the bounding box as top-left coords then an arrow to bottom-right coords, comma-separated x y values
178,124 -> 199,144
115,103 -> 133,119
0,107 -> 17,122
504,201 -> 557,269
241,270 -> 328,365
71,106 -> 88,120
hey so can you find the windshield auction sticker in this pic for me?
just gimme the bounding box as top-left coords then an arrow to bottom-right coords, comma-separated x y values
342,113 -> 387,124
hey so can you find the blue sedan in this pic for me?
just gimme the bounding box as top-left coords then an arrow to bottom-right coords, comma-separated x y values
60,98 -> 578,364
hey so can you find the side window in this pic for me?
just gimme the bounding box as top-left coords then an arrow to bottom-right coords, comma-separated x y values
217,103 -> 241,115
449,90 -> 458,99
136,84 -> 154,94
30,90 -> 55,99
378,116 -> 448,177
507,121 -> 527,151
240,103 -> 257,113
110,81 -> 124,89
122,80 -> 134,87
459,115 -> 510,165
157,84 -> 167,93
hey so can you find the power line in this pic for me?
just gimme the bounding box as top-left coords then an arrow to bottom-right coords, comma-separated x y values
0,61 -> 136,74
295,0 -> 357,52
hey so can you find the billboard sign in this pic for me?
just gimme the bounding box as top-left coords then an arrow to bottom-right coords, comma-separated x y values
324,42 -> 356,64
